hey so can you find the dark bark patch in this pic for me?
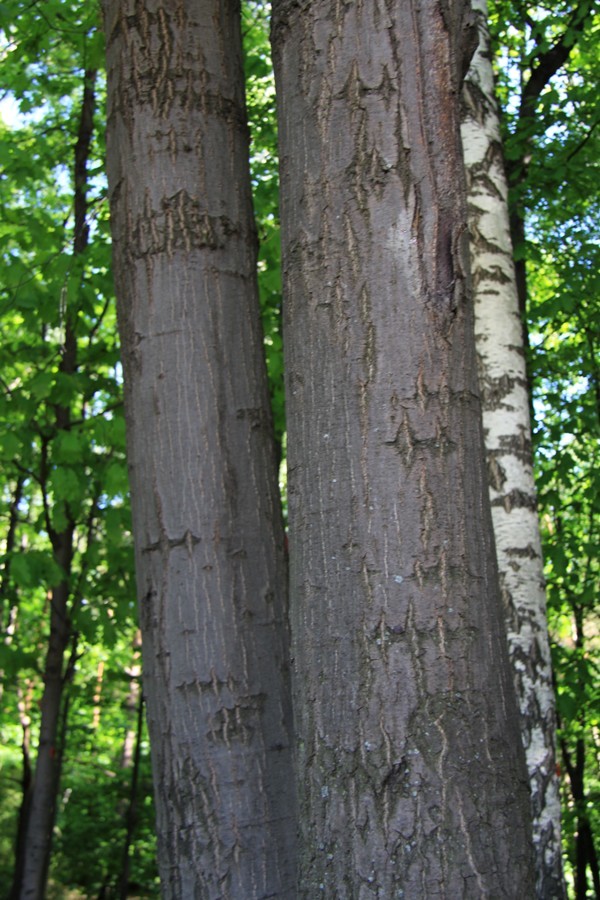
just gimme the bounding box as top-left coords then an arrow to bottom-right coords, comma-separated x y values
380,758 -> 409,793
130,190 -> 243,259
141,530 -> 201,555
489,489 -> 538,513
235,407 -> 270,430
487,456 -> 507,492
207,694 -> 267,746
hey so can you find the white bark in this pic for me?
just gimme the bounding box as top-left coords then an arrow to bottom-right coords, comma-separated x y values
461,4 -> 564,896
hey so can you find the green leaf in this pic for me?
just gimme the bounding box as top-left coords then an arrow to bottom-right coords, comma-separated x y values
29,371 -> 55,400
54,429 -> 85,465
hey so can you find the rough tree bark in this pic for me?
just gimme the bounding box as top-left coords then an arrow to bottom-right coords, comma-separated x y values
103,2 -> 296,896
272,0 -> 534,895
461,3 -> 564,897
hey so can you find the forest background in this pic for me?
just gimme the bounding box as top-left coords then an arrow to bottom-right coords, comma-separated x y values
0,0 -> 597,897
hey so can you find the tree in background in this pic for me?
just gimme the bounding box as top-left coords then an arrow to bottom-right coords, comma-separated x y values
272,0 -> 533,893
0,4 -> 157,897
489,0 -> 600,893
461,1 -> 563,894
11,63 -> 99,900
102,0 -> 296,895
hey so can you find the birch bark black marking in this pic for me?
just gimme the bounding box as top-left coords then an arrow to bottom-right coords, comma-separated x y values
462,2 -> 564,894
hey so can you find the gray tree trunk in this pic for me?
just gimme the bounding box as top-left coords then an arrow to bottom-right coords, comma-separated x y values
103,2 -> 296,896
272,0 -> 534,895
462,3 -> 564,896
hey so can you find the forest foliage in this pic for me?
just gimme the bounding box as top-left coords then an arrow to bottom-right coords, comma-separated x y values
0,0 -> 597,896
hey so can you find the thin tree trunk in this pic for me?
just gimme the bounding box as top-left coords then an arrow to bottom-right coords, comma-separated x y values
1,477 -> 25,875
103,2 -> 296,896
15,575 -> 73,900
120,632 -> 142,769
504,0 -> 594,381
10,681 -> 34,899
272,0 -> 534,895
115,633 -> 143,896
13,68 -> 96,900
562,733 -> 600,900
91,660 -> 105,734
1,476 -> 24,636
560,600 -> 600,899
461,3 -> 564,897
117,692 -> 145,900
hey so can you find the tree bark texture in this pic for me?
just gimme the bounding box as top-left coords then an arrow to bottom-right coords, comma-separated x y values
462,4 -> 564,897
103,2 -> 296,896
272,0 -> 534,895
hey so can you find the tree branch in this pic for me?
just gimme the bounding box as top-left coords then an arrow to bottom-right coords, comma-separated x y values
519,0 -> 597,120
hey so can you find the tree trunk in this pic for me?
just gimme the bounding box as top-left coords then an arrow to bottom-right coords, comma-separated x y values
119,632 -> 142,769
0,476 -> 24,640
272,0 -> 534,895
461,3 -> 564,897
117,692 -> 145,900
14,575 -> 73,900
12,68 -> 96,900
9,680 -> 33,899
103,2 -> 296,896
560,603 -> 600,900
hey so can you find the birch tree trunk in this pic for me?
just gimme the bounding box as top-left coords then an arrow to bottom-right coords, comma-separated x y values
461,4 -> 564,896
103,2 -> 296,896
272,0 -> 534,895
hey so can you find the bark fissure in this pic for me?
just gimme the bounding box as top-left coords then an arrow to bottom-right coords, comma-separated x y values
273,0 -> 534,894
103,2 -> 296,896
